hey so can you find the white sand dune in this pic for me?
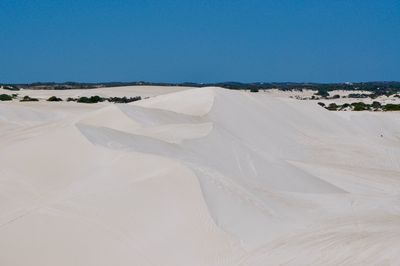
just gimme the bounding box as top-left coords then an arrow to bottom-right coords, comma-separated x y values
0,85 -> 189,100
1,86 -> 400,265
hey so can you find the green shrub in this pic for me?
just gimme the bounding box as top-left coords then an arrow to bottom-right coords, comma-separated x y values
77,95 -> 105,103
348,93 -> 369,98
383,104 -> 400,111
90,95 -> 104,103
77,97 -> 91,103
351,102 -> 369,111
371,101 -> 382,109
47,96 -> 63,102
0,94 -> 13,101
339,103 -> 351,110
315,89 -> 329,97
20,96 -> 39,102
326,103 -> 338,111
107,96 -> 141,103
3,86 -> 20,91
250,88 -> 259,93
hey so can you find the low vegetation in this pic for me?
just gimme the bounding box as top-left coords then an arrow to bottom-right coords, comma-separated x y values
347,93 -> 370,98
0,94 -> 13,101
70,95 -> 142,104
384,104 -> 400,111
107,96 -> 142,103
315,89 -> 329,97
20,96 -> 39,102
2,85 -> 20,91
47,96 -> 63,102
2,81 -> 400,95
77,96 -> 105,103
320,101 -> 400,111
0,95 -> 143,104
0,95 -> 144,104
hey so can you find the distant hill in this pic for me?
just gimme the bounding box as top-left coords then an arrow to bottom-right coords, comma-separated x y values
1,81 -> 400,95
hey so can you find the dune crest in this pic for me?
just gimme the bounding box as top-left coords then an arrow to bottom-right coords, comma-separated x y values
134,87 -> 216,116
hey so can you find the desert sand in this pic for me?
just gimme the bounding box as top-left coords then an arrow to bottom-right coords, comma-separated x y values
1,86 -> 400,265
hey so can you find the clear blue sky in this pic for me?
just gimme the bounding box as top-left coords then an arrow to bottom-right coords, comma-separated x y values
1,0 -> 399,83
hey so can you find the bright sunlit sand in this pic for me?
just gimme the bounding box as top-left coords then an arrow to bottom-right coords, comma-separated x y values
1,86 -> 399,265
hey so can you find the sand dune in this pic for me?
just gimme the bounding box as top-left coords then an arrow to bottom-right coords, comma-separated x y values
1,86 -> 400,265
0,85 -> 189,100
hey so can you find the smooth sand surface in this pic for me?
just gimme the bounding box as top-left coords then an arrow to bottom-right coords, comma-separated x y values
1,86 -> 400,265
0,85 -> 190,100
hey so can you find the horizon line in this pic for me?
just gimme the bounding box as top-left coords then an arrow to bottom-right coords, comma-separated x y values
2,80 -> 400,85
